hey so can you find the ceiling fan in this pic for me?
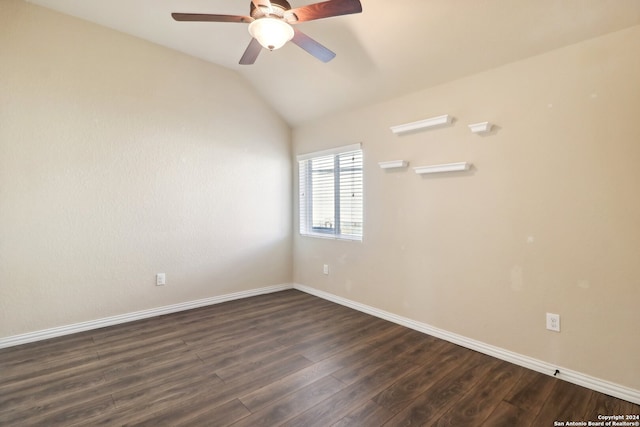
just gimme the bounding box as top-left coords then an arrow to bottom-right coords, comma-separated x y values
171,0 -> 363,65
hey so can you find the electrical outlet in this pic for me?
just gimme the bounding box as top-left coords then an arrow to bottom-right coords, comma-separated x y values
156,273 -> 166,286
323,264 -> 329,275
546,313 -> 560,332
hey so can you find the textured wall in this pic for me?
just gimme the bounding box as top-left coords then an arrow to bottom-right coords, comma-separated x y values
293,25 -> 640,390
0,1 -> 292,337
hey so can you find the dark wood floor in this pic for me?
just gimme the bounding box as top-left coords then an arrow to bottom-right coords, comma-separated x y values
1,290 -> 638,426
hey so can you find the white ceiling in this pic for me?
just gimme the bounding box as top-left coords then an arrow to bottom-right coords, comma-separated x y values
25,0 -> 640,125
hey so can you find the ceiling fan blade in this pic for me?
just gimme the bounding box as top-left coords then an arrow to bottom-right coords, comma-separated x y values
239,38 -> 263,65
287,0 -> 362,23
291,28 -> 336,63
171,13 -> 254,23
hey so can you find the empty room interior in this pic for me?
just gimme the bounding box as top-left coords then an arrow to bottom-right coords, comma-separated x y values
1,0 -> 640,425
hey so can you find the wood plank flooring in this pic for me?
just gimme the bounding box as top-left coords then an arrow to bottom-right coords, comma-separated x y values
1,290 -> 638,426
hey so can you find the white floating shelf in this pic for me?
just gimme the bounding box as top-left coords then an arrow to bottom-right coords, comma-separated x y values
414,162 -> 471,175
378,160 -> 409,169
390,114 -> 453,135
468,122 -> 493,134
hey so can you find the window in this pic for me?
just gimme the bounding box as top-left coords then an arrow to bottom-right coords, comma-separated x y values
298,143 -> 363,241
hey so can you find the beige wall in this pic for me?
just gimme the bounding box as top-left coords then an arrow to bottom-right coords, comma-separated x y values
293,25 -> 640,390
0,1 -> 292,337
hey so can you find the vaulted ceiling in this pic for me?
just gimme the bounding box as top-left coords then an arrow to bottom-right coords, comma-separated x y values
25,0 -> 640,125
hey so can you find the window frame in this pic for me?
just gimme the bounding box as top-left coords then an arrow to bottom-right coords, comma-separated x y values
297,143 -> 363,242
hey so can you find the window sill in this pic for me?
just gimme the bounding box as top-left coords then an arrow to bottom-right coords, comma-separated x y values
299,232 -> 362,242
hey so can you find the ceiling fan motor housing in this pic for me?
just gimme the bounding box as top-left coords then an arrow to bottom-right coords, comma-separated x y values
250,0 -> 292,18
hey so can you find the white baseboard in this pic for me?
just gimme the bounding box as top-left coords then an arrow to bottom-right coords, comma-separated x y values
2,282 -> 637,405
293,283 -> 640,405
0,283 -> 293,349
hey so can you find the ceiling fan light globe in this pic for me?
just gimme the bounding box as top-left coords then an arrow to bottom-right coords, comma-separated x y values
248,18 -> 294,51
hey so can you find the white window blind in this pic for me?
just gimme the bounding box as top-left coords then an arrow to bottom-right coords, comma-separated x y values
298,144 -> 363,241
